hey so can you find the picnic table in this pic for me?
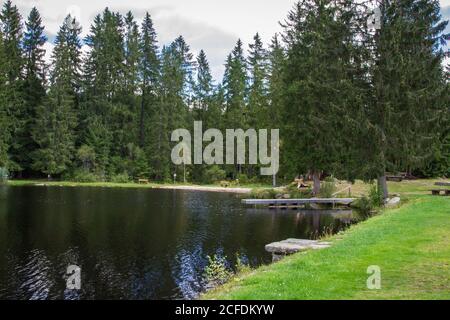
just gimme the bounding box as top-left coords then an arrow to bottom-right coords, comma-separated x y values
430,182 -> 450,196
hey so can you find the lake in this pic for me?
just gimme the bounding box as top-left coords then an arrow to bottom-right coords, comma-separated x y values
0,185 -> 361,300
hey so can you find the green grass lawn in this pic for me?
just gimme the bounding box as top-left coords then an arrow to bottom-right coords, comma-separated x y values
204,195 -> 450,300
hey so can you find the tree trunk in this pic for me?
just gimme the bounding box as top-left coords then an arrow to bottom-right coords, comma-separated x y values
312,171 -> 321,196
377,174 -> 388,200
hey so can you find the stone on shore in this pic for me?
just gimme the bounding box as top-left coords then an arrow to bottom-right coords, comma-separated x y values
386,197 -> 401,207
265,239 -> 331,262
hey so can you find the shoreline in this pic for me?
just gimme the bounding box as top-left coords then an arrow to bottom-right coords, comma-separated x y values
155,185 -> 251,194
4,180 -> 254,194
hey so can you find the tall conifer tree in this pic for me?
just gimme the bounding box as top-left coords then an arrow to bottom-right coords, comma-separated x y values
1,0 -> 23,172
30,14 -> 82,176
247,33 -> 268,128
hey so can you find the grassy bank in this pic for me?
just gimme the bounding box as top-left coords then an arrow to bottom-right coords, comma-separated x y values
4,179 -> 268,193
6,178 -> 444,194
204,195 -> 450,299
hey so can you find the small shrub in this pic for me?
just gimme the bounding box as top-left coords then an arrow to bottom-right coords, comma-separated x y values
319,177 -> 337,198
204,255 -> 232,287
290,188 -> 313,198
219,180 -> 230,187
353,196 -> 374,216
236,173 -> 249,184
250,188 -> 278,199
353,183 -> 384,216
110,172 -> 130,184
71,169 -> 99,183
369,183 -> 384,207
235,254 -> 251,274
228,179 -> 243,187
204,165 -> 226,184
0,167 -> 8,183
285,183 -> 312,198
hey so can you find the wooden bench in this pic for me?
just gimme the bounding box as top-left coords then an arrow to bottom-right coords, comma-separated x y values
431,189 -> 450,196
138,179 -> 149,184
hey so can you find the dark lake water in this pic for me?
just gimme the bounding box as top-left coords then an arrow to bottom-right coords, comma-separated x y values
0,185 -> 361,300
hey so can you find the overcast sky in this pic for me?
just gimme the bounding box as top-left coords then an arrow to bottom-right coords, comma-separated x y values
9,0 -> 450,82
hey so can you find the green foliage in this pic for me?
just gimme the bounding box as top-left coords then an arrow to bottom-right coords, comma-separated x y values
281,0 -> 366,180
204,255 -> 232,287
1,1 -> 24,171
236,173 -> 250,184
353,196 -> 375,217
205,196 -> 450,300
0,167 -> 8,183
70,169 -> 100,183
249,188 -> 278,199
110,172 -> 130,184
223,39 -> 247,163
247,33 -> 268,129
203,165 -> 226,184
31,95 -> 76,175
368,183 -> 384,208
0,1 -> 447,186
235,254 -> 251,274
319,178 -> 337,198
77,145 -> 96,171
284,181 -> 314,198
353,183 -> 384,216
367,0 -> 449,194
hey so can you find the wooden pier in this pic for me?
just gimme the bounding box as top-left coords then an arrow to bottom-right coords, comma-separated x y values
242,198 -> 356,209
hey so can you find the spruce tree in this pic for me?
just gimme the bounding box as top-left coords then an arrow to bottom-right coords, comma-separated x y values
82,9 -> 130,176
124,12 -> 140,97
31,94 -> 76,177
119,11 -> 142,173
222,39 -> 248,178
20,7 -> 47,173
281,0 -> 366,194
370,0 -> 449,197
50,15 -> 82,105
191,49 -> 215,181
0,30 -> 9,167
157,38 -> 194,180
1,0 -> 23,172
30,14 -> 82,177
193,49 -> 214,125
139,12 -> 160,150
267,34 -> 285,130
247,33 -> 268,128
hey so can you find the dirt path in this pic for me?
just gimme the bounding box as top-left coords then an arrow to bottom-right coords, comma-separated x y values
155,185 -> 252,194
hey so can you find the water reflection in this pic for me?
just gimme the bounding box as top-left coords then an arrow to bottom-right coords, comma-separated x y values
0,186 -> 361,299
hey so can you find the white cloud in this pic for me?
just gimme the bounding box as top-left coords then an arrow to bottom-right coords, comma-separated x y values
11,0 -> 296,82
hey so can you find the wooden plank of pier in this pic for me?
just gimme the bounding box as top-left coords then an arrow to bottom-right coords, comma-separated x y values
242,198 -> 356,207
265,239 -> 331,254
